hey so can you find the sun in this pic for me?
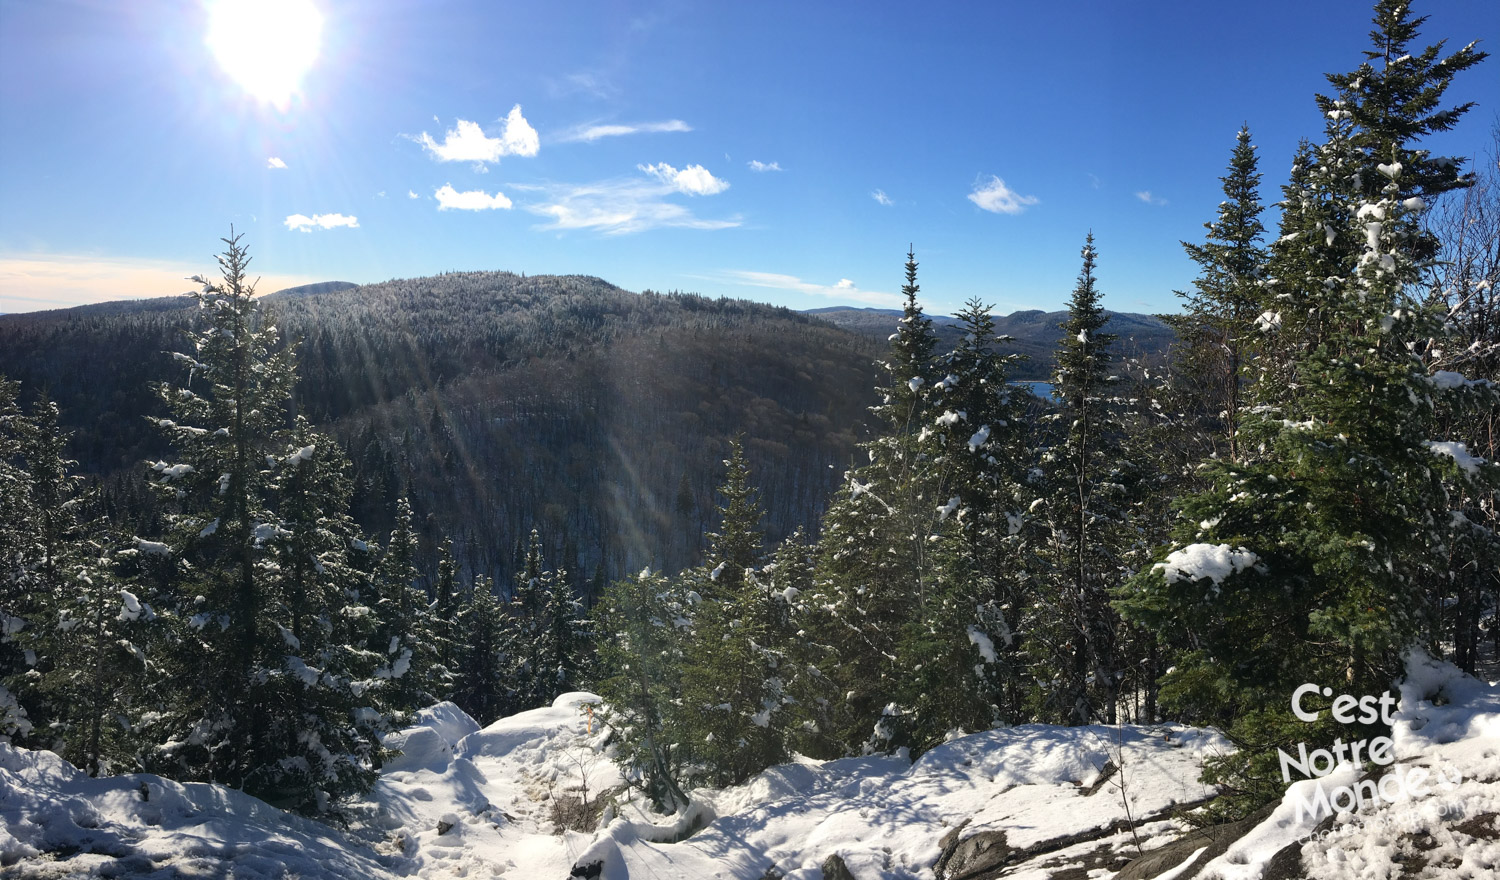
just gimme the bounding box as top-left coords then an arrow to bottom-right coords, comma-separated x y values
206,0 -> 323,108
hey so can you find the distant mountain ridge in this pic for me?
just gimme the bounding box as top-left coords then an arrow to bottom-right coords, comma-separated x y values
268,280 -> 360,297
804,306 -> 1175,379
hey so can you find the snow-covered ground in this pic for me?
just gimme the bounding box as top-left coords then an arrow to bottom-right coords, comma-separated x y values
3,655 -> 1497,879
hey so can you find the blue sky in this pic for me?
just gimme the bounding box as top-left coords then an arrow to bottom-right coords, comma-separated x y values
1,0 -> 1495,315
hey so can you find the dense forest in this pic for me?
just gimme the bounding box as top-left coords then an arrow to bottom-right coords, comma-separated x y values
1,0 -> 1496,838
0,273 -> 887,586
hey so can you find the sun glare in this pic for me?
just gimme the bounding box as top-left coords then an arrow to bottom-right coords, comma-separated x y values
206,0 -> 323,108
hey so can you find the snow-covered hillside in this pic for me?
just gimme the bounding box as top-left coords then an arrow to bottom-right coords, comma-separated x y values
4,657 -> 1498,879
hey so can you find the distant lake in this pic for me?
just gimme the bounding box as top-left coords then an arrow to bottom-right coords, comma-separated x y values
1010,380 -> 1056,398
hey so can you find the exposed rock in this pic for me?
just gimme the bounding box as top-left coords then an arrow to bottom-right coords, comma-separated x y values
820,853 -> 856,880
1081,760 -> 1118,797
1113,803 -> 1276,880
938,830 -> 1011,880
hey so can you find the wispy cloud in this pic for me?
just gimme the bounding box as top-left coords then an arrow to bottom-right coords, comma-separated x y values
968,175 -> 1038,215
267,156 -> 287,169
872,189 -> 894,206
1135,190 -> 1168,206
408,190 -> 420,199
639,162 -> 729,196
0,254 -> 315,313
748,160 -> 782,173
416,105 -> 539,164
559,119 -> 692,142
520,169 -> 738,236
284,213 -> 359,231
715,270 -> 900,308
547,70 -> 619,100
434,184 -> 512,211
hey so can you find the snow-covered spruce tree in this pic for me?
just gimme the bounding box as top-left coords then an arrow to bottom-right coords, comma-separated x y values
370,496 -> 437,714
893,298 -> 1035,747
143,233 -> 382,810
592,567 -> 691,812
453,575 -> 510,724
507,529 -> 585,710
1,390 -> 143,762
700,437 -> 763,598
540,557 -> 589,699
1170,126 -> 1270,463
254,418 -> 387,804
507,528 -> 550,712
677,438 -> 791,786
1027,234 -> 1134,725
0,377 -> 41,742
1119,1 -> 1491,817
26,538 -> 150,777
799,250 -> 949,755
428,537 -> 462,690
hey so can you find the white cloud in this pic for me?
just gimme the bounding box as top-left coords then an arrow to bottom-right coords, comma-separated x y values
267,156 -> 287,169
408,190 -> 420,199
748,160 -> 782,172
520,172 -> 739,236
561,119 -> 692,142
1136,190 -> 1168,206
284,213 -> 359,231
498,105 -> 540,157
872,189 -> 893,206
416,105 -> 539,164
717,270 -> 900,309
434,184 -> 513,211
968,175 -> 1038,215
639,162 -> 729,196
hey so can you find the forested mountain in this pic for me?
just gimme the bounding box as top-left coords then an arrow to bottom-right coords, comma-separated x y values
806,305 -> 1174,378
0,273 -> 885,587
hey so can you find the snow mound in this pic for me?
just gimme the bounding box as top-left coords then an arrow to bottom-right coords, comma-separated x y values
0,743 -> 396,879
381,701 -> 481,773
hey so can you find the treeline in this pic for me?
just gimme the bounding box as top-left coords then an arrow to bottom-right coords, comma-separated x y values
589,0 -> 1499,819
0,269 -> 882,586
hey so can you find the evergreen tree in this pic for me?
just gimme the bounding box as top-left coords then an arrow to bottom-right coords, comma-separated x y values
0,412 -> 36,738
800,250 -> 948,754
371,497 -> 435,713
1121,3 -> 1492,816
143,233 -> 382,810
429,537 -> 461,685
539,561 -> 588,698
592,567 -> 691,812
894,298 -> 1034,746
20,537 -> 149,776
1172,126 -> 1269,462
0,384 -> 52,745
453,575 -> 510,724
701,438 -> 762,597
677,440 -> 788,786
508,528 -> 551,711
1029,234 -> 1132,725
